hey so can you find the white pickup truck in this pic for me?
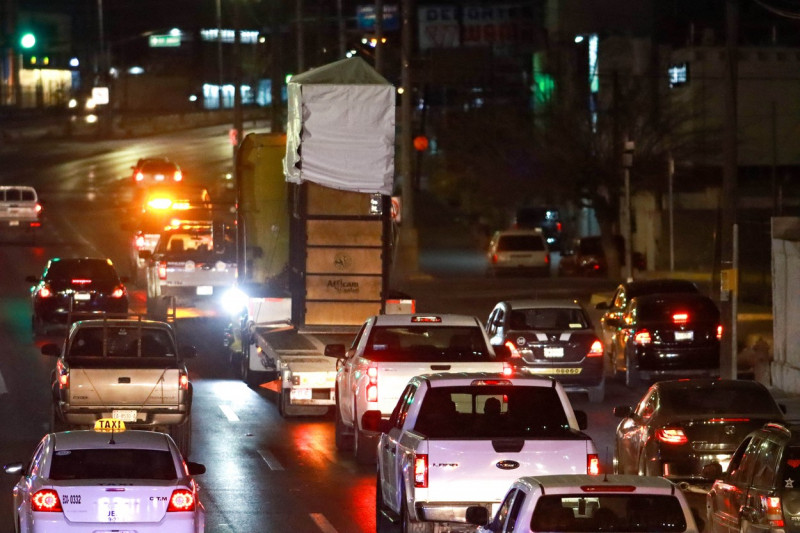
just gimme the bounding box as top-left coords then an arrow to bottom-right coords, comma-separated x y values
369,373 -> 599,533
325,314 -> 512,464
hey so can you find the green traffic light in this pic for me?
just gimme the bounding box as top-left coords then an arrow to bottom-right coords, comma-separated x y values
20,33 -> 36,49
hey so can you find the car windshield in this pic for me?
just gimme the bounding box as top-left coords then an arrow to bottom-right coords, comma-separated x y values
413,386 -> 572,438
68,327 -> 175,359
497,235 -> 545,252
44,260 -> 118,283
509,308 -> 589,330
530,494 -> 687,532
48,449 -> 177,480
659,383 -> 781,416
364,326 -> 490,362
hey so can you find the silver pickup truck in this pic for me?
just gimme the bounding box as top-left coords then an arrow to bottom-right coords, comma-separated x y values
41,317 -> 196,456
0,185 -> 42,238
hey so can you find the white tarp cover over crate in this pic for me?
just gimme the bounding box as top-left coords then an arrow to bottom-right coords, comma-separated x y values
284,57 -> 395,195
771,217 -> 800,392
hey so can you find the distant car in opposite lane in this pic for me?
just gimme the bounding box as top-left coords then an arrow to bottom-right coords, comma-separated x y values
26,257 -> 129,335
486,299 -> 605,402
3,421 -> 206,533
487,229 -> 550,277
467,474 -> 701,533
613,379 -> 785,480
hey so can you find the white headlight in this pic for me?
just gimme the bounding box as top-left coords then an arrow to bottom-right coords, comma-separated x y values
221,287 -> 248,315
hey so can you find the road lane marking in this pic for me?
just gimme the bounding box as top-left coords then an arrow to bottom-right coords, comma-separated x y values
310,513 -> 338,533
258,450 -> 284,471
218,404 -> 240,421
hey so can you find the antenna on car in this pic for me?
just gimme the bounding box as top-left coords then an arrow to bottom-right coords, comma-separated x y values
603,447 -> 610,481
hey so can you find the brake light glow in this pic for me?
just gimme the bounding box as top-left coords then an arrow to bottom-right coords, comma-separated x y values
672,313 -> 689,325
634,330 -> 651,345
111,286 -> 126,298
57,359 -> 69,389
31,489 -> 62,512
557,222 -> 562,232
764,496 -> 784,527
545,253 -> 550,265
708,418 -> 750,423
471,379 -> 512,386
588,340 -> 603,357
135,171 -> 144,182
71,278 -> 92,285
158,262 -> 167,280
717,325 -> 723,340
366,365 -> 378,403
38,285 -> 52,298
174,170 -> 183,182
148,198 -> 173,210
167,489 -> 195,512
656,427 -> 689,445
588,454 -> 600,475
411,316 -> 442,323
179,371 -> 189,390
491,253 -> 499,264
504,340 -> 521,358
502,363 -> 513,377
35,203 -> 42,214
581,485 -> 636,493
135,235 -> 145,248
414,454 -> 428,487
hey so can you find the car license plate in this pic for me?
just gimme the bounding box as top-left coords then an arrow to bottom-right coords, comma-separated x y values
675,331 -> 694,341
291,388 -> 312,400
74,292 -> 91,301
112,410 -> 137,422
196,285 -> 213,295
8,220 -> 18,226
543,347 -> 564,358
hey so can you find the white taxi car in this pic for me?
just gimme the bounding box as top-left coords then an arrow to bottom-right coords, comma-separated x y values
466,474 -> 700,533
4,419 -> 205,533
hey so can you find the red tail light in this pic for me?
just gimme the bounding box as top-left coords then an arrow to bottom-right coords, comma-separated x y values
716,325 -> 723,340
491,253 -> 498,264
56,359 -> 69,389
414,454 -> 428,487
588,454 -> 600,475
545,253 -> 550,265
31,489 -> 62,512
111,285 -> 126,299
366,365 -> 378,403
179,371 -> 189,391
656,427 -> 688,445
135,171 -> 144,182
557,222 -> 562,232
587,340 -> 603,357
38,285 -> 52,298
35,203 -> 42,214
672,312 -> 689,325
765,496 -> 784,527
135,235 -> 145,248
504,340 -> 521,358
158,262 -> 167,280
634,330 -> 651,345
167,489 -> 195,512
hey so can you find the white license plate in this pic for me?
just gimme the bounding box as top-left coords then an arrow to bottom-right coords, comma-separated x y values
543,347 -> 564,358
675,331 -> 694,341
291,388 -> 312,400
8,220 -> 18,226
196,286 -> 213,295
74,292 -> 91,301
112,410 -> 137,422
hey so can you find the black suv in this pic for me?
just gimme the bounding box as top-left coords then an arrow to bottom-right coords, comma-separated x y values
706,422 -> 800,533
512,206 -> 563,251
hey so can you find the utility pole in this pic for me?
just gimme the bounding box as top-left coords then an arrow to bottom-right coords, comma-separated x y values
623,140 -> 635,282
720,0 -> 739,379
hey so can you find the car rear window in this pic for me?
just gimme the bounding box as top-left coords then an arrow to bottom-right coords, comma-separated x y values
141,161 -> 177,174
510,308 -> 589,330
413,385 -> 572,438
497,235 -> 546,252
45,260 -> 118,283
636,296 -> 719,322
530,494 -> 687,532
1,188 -> 36,202
659,383 -> 781,417
49,449 -> 178,480
364,325 -> 490,362
68,327 -> 176,359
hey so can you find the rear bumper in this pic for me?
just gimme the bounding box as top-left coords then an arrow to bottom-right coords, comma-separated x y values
635,345 -> 720,374
29,512 -> 201,533
58,404 -> 189,428
516,360 -> 604,387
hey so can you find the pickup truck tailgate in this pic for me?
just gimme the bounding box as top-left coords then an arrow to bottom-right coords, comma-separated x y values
69,368 -> 182,406
425,438 -> 593,503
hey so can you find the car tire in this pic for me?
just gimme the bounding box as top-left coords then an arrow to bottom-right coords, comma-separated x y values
625,351 -> 640,388
401,488 -> 434,533
587,377 -> 605,403
354,426 -> 376,465
334,400 -> 354,452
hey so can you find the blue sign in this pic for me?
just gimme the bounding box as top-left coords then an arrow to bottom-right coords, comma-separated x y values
357,5 -> 399,31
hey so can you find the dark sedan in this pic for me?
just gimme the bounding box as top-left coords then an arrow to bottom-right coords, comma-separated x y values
613,379 -> 785,480
486,299 -> 605,402
608,292 -> 720,387
27,257 -> 129,335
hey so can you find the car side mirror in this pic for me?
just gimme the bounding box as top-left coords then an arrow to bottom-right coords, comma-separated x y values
702,462 -> 724,481
186,461 -> 206,475
492,344 -> 512,360
595,301 -> 611,310
41,343 -> 62,357
361,410 -> 390,433
3,462 -> 26,476
324,344 -> 346,359
465,505 -> 490,526
613,405 -> 633,418
179,345 -> 197,359
574,410 -> 588,430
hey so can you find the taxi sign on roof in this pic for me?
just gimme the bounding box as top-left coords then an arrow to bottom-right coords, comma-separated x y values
94,418 -> 126,432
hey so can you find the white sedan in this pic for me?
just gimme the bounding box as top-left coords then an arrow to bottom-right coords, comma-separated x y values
4,419 -> 205,533
467,474 -> 700,533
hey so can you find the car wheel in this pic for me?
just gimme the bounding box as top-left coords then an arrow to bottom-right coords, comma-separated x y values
587,377 -> 605,403
334,398 -> 354,452
354,427 -> 376,465
401,488 -> 434,533
624,351 -> 640,388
